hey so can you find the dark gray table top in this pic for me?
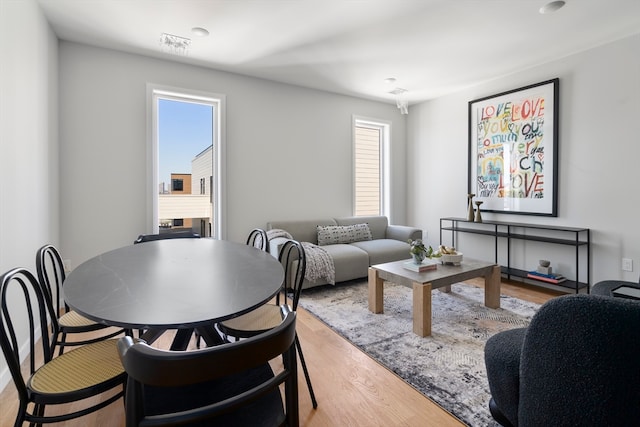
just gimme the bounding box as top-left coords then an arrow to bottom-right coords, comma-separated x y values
372,257 -> 497,289
64,238 -> 284,330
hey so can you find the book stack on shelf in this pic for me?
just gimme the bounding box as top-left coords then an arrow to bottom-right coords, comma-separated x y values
526,270 -> 567,284
403,257 -> 438,273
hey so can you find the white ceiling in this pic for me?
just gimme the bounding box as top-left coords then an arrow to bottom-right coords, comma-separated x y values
37,0 -> 640,104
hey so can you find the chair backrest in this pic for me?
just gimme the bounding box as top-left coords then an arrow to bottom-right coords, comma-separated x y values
246,228 -> 269,251
519,294 -> 640,426
35,244 -> 67,319
0,268 -> 57,403
134,230 -> 201,244
117,305 -> 298,426
278,240 -> 306,311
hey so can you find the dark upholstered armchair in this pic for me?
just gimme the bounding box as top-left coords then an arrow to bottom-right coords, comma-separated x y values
591,276 -> 640,297
484,294 -> 640,427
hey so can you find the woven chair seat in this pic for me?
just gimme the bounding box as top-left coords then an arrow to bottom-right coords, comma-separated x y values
2,267 -> 126,425
221,304 -> 283,335
58,310 -> 101,328
29,339 -> 124,395
37,244 -> 127,356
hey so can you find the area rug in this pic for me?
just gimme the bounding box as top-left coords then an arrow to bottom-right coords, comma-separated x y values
298,280 -> 540,426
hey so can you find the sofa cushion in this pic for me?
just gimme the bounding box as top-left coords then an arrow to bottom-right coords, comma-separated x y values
317,244 -> 369,283
317,224 -> 372,246
350,239 -> 411,266
334,216 -> 388,240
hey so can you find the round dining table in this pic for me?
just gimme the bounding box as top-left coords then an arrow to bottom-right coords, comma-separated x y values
64,238 -> 284,349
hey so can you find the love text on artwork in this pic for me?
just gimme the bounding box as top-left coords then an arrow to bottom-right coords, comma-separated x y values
479,97 -> 545,122
474,94 -> 547,200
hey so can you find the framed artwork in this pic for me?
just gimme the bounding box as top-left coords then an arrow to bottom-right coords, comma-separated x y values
468,78 -> 559,216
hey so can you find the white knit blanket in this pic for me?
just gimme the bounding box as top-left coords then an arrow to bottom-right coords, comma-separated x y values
301,242 -> 335,285
267,229 -> 335,285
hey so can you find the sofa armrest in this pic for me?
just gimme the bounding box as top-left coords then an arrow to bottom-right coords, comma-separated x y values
385,225 -> 422,242
268,237 -> 290,258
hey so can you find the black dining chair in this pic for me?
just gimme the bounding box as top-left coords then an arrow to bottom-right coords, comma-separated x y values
134,230 -> 201,244
247,228 -> 269,251
36,244 -> 128,356
117,305 -> 299,426
218,239 -> 318,408
0,267 -> 126,425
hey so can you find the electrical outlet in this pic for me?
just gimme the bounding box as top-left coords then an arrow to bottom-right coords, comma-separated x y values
622,258 -> 633,272
63,259 -> 72,273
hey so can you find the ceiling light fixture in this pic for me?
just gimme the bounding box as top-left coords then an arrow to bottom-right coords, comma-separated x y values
384,77 -> 397,84
160,33 -> 191,55
539,1 -> 565,14
389,87 -> 409,115
191,27 -> 209,37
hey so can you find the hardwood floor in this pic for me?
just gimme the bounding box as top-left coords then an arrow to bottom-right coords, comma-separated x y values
0,278 -> 562,427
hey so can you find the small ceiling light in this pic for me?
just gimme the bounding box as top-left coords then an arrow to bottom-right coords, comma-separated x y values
191,27 -> 209,37
160,33 -> 191,55
539,1 -> 565,14
384,77 -> 396,84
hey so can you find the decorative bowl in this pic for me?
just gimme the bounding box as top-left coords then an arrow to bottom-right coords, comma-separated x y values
438,253 -> 463,265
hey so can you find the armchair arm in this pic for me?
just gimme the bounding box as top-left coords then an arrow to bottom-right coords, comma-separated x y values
385,224 -> 422,242
484,327 -> 526,427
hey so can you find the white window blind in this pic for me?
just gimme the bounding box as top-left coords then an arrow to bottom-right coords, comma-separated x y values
354,126 -> 381,216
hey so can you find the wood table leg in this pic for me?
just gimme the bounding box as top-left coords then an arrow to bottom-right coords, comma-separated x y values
413,281 -> 432,337
484,265 -> 501,309
368,267 -> 384,313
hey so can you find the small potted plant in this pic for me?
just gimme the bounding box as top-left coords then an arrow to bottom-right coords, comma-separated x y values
408,239 -> 433,264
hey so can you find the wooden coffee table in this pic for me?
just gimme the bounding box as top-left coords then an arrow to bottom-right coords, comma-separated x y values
368,258 -> 501,337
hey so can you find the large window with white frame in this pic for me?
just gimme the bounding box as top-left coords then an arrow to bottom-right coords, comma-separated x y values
148,84 -> 226,239
353,117 -> 390,217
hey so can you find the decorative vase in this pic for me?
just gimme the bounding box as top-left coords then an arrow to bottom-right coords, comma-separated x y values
412,252 -> 425,265
474,201 -> 483,222
467,193 -> 475,221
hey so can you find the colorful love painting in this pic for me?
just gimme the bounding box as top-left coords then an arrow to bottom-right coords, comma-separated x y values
468,79 -> 559,216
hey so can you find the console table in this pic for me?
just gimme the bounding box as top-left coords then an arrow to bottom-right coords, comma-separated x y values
439,217 -> 590,293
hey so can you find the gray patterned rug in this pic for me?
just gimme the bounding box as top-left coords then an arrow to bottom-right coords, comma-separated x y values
298,279 -> 540,426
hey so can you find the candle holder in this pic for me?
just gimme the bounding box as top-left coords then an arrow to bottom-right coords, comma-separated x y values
474,201 -> 483,223
467,193 -> 475,221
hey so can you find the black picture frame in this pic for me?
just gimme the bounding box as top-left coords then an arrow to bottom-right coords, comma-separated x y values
468,78 -> 559,216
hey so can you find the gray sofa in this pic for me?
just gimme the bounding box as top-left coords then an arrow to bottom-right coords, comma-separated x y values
266,216 -> 422,289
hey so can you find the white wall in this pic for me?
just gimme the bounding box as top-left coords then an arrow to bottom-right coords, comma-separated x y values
408,34 -> 640,285
0,0 -> 59,391
59,42 -> 408,268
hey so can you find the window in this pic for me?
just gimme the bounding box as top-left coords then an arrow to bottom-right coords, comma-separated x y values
171,179 -> 184,192
353,117 -> 390,216
149,85 -> 226,239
